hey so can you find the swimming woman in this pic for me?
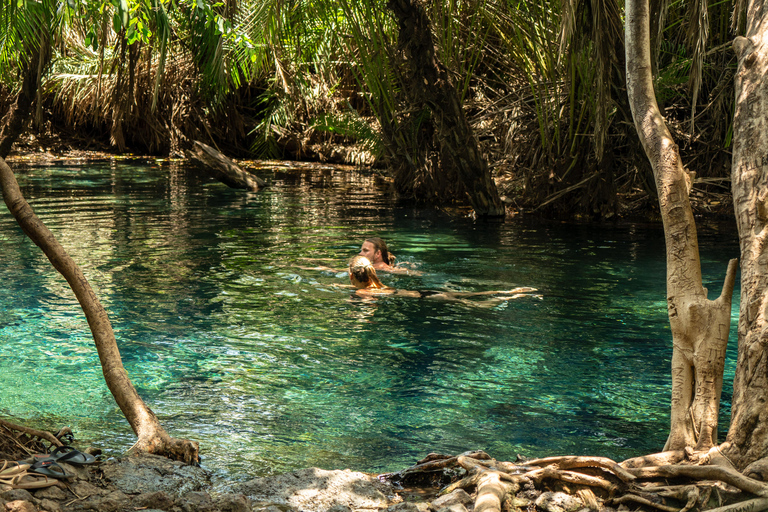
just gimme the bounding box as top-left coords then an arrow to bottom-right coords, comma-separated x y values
357,237 -> 421,275
301,237 -> 419,275
347,256 -> 536,304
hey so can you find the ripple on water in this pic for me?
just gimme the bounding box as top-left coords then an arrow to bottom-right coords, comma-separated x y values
0,160 -> 741,479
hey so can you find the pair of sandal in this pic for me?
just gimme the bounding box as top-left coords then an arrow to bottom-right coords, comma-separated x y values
26,445 -> 97,466
0,460 -> 56,490
0,445 -> 97,490
25,445 -> 98,479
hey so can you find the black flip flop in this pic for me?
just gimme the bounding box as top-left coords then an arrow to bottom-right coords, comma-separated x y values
33,445 -> 97,466
28,460 -> 71,480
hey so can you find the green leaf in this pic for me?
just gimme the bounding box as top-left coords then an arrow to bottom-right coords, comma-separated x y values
118,0 -> 129,28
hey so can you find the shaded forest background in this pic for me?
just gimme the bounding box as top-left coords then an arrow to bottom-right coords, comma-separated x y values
0,0 -> 738,219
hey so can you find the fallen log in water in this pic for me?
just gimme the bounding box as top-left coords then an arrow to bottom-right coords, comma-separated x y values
186,140 -> 266,191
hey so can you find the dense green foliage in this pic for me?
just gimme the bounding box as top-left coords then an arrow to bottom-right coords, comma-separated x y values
0,0 -> 739,217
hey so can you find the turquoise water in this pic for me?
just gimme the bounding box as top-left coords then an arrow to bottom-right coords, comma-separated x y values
0,159 -> 740,481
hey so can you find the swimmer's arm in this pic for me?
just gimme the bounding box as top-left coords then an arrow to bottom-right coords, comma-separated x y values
450,286 -> 538,297
379,266 -> 423,276
296,265 -> 344,272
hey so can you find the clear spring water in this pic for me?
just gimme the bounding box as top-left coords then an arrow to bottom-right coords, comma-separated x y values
0,159 -> 740,482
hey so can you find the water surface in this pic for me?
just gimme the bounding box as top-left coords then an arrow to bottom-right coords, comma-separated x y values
0,159 -> 740,481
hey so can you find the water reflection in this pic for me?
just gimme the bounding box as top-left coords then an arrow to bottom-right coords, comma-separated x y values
0,159 -> 740,480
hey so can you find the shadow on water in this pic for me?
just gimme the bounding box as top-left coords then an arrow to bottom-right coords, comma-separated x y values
0,159 -> 741,480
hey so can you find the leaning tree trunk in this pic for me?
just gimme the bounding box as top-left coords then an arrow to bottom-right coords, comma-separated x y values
0,33 -> 198,463
0,157 -> 199,463
387,0 -> 505,217
719,1 -> 768,477
625,0 -> 738,453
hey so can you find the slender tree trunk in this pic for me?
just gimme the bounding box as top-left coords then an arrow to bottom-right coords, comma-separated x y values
0,34 -> 199,463
720,1 -> 768,477
387,0 -> 505,217
625,0 -> 738,453
0,157 -> 199,463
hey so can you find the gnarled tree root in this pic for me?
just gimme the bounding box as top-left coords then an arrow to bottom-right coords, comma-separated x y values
386,451 -> 768,512
131,432 -> 200,465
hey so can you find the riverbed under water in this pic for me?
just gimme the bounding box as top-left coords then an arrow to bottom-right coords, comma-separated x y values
0,159 -> 740,482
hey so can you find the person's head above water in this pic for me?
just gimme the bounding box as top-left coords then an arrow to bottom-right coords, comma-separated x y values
359,237 -> 395,270
348,256 -> 386,289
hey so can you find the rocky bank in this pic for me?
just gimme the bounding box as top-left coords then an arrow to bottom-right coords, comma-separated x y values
0,451 -> 592,512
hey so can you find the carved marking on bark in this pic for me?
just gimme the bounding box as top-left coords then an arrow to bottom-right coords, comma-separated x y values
672,367 -> 687,403
709,347 -> 726,362
669,297 -> 679,317
746,343 -> 765,387
740,208 -> 756,233
670,247 -> 687,264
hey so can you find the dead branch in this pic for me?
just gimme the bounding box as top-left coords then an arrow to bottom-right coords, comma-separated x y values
0,418 -> 64,451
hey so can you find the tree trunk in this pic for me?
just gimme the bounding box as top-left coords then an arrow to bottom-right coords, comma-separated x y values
0,45 -> 48,159
625,0 -> 738,453
387,0 -> 505,217
720,1 -> 768,476
0,158 -> 199,464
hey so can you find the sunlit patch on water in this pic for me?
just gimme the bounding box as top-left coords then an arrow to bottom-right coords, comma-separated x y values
0,159 -> 740,481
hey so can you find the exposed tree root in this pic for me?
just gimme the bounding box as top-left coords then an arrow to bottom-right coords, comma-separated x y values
526,455 -> 638,482
626,464 -> 768,496
706,497 -> 768,512
474,470 -> 507,512
384,450 -> 768,512
0,419 -> 68,459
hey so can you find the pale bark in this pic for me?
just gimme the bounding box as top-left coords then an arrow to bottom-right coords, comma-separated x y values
474,471 -> 505,512
721,0 -> 768,474
625,0 -> 737,453
0,156 -> 199,464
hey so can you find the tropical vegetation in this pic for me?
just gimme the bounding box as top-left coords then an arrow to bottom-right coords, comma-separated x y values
0,0 -> 738,217
9,1 -> 768,511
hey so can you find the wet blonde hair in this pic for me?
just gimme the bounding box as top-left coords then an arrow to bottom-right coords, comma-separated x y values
349,256 -> 385,288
